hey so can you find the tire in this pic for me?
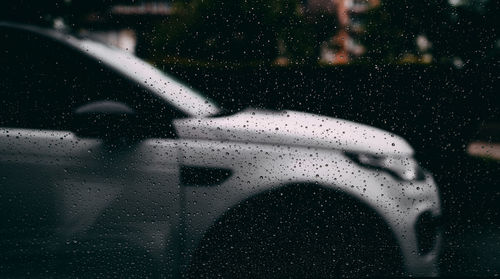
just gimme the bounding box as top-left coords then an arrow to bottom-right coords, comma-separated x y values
188,185 -> 405,278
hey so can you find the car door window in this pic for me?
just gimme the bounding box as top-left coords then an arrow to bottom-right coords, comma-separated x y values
0,28 -> 184,138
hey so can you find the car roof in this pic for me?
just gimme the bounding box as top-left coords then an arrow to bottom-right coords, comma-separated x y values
0,22 -> 220,118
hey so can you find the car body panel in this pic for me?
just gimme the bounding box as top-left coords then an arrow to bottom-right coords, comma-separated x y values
175,108 -> 414,156
0,128 -> 181,274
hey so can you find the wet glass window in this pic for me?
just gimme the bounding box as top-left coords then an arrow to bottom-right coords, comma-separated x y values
0,0 -> 498,278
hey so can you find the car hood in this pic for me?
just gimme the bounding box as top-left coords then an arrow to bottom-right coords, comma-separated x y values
174,109 -> 414,156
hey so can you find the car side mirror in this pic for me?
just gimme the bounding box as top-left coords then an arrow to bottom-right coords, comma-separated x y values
73,101 -> 137,141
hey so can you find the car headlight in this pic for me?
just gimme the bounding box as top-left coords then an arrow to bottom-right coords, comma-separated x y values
346,152 -> 426,181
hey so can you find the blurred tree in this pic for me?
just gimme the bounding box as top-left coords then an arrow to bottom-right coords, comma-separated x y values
151,0 -> 337,64
445,0 -> 499,65
359,0 -> 498,65
4,0 -> 495,65
360,0 -> 454,63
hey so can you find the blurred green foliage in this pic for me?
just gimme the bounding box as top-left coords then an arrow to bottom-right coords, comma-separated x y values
150,0 -> 337,64
360,0 -> 452,62
2,0 -> 497,65
359,0 -> 499,64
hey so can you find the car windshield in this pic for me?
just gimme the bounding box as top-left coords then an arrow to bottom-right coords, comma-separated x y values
53,29 -> 221,117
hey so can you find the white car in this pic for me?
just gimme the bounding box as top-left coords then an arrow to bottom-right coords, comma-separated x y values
0,23 -> 441,278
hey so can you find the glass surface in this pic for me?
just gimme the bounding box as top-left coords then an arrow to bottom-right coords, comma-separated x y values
0,1 -> 498,277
